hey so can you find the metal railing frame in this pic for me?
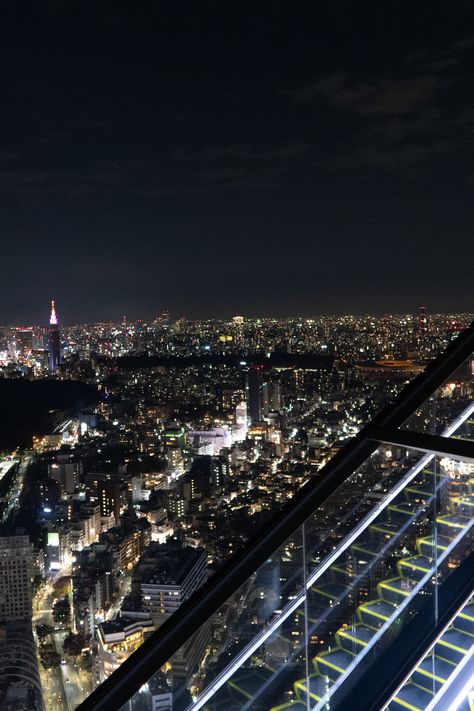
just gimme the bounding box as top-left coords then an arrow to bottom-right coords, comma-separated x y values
78,322 -> 474,711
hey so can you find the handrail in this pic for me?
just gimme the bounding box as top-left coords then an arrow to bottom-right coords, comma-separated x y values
331,550 -> 474,711
77,322 -> 474,711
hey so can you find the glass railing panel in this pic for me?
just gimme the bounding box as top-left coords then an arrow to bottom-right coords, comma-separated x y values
84,331 -> 474,711
123,442 -> 474,711
121,523 -> 307,711
303,450 -> 474,710
400,352 -> 474,436
123,443 -> 444,710
382,591 -> 474,711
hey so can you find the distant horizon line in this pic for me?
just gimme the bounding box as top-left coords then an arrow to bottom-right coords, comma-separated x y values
2,310 -> 474,328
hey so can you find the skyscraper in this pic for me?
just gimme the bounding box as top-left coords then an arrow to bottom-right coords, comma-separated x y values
0,537 -> 44,710
48,300 -> 61,372
246,365 -> 263,423
0,536 -> 33,621
417,304 -> 427,339
14,328 -> 33,355
135,542 -> 209,683
262,380 -> 281,418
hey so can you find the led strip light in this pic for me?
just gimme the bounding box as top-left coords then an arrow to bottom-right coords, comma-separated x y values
382,596 -> 474,711
185,401 -> 474,711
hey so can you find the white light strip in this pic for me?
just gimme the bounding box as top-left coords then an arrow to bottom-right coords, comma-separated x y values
315,514 -> 474,710
187,451 -> 431,711
426,635 -> 474,711
314,402 -> 474,710
380,593 -> 474,711
444,665 -> 474,711
187,401 -> 474,711
443,401 -> 474,438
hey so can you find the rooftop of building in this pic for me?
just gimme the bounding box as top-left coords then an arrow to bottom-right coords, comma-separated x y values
136,542 -> 206,587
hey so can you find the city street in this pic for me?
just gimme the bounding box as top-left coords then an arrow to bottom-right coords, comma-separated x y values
106,573 -> 132,620
33,577 -> 92,710
53,630 -> 92,710
0,456 -> 24,523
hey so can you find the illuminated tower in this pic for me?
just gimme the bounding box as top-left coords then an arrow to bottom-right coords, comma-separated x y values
48,299 -> 61,372
418,305 -> 427,336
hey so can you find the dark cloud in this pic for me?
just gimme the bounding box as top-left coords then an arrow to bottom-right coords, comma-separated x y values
288,73 -> 445,115
451,34 -> 474,51
318,138 -> 463,176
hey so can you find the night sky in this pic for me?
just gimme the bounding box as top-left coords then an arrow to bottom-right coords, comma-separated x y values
2,1 -> 474,324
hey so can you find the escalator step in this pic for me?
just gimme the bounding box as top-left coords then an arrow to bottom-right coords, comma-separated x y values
313,648 -> 355,680
388,502 -> 418,516
227,667 -> 275,699
435,628 -> 473,665
398,556 -> 432,580
311,581 -> 347,603
411,655 -> 456,692
351,538 -> 382,558
404,484 -> 433,500
436,514 -> 471,536
357,598 -> 398,626
417,534 -> 452,557
452,494 -> 474,515
454,602 -> 474,635
294,673 -> 332,703
336,623 -> 376,651
389,682 -> 434,710
369,521 -> 402,537
378,577 -> 417,604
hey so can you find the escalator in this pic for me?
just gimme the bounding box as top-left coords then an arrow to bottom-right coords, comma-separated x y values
77,323 -> 474,711
201,463 -> 473,711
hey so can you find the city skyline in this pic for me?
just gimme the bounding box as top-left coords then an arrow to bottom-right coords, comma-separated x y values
1,290 -> 473,710
1,299 -> 473,328
1,3 -> 474,708
2,1 -> 474,323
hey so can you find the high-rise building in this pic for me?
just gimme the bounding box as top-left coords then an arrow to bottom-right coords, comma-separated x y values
0,537 -> 43,710
246,365 -> 263,423
98,480 -> 126,521
418,304 -> 427,335
48,300 -> 61,372
48,460 -> 82,495
163,423 -> 186,449
0,624 -> 44,711
133,542 -> 209,684
135,543 -> 207,626
262,380 -> 281,418
14,328 -> 33,356
0,536 -> 33,622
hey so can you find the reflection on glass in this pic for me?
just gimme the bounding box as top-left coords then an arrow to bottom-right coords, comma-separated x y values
401,353 -> 474,435
121,432 -> 472,711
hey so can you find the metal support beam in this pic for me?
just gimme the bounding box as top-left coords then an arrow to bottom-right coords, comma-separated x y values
366,426 -> 474,462
77,323 -> 474,711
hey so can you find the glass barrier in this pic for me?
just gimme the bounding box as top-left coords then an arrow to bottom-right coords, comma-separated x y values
384,591 -> 474,711
401,353 -> 474,436
120,430 -> 474,711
